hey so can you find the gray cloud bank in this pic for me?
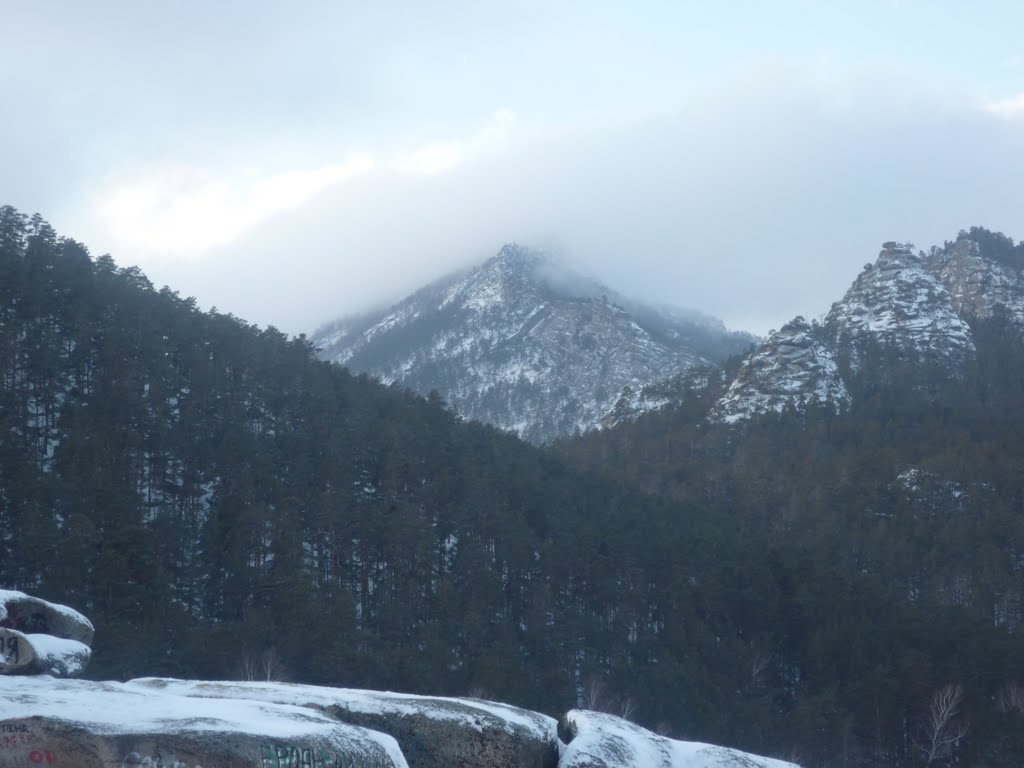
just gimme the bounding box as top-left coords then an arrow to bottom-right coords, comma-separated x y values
151,64 -> 1024,336
2,2 -> 1023,337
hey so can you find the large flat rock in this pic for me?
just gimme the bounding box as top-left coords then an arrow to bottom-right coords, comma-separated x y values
126,679 -> 558,768
0,677 -> 406,768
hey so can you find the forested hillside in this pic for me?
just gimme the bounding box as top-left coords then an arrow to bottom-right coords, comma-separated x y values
3,206 -> 1024,767
557,269 -> 1024,766
0,206 -> 785,755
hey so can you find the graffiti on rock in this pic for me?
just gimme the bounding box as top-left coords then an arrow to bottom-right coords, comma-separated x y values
0,724 -> 40,753
259,743 -> 390,768
121,752 -> 201,768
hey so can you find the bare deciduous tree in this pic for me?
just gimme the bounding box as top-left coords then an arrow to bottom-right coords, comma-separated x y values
917,684 -> 968,765
996,681 -> 1024,715
239,647 -> 287,682
580,677 -> 636,721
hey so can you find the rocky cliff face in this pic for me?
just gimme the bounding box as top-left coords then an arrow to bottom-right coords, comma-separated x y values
824,243 -> 974,364
711,318 -> 850,424
704,235 -> 1024,424
313,245 -> 751,443
926,238 -> 1024,326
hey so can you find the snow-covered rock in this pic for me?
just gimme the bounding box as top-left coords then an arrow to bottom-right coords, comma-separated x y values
0,590 -> 93,677
0,676 -> 407,768
706,237 -> 1015,425
711,318 -> 849,423
557,710 -> 798,768
1,676 -> 800,768
126,679 -> 558,768
0,628 -> 90,677
825,244 -> 974,363
0,589 -> 94,646
313,244 -> 751,443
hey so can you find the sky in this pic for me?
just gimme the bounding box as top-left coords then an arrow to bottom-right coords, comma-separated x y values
4,0 -> 1024,336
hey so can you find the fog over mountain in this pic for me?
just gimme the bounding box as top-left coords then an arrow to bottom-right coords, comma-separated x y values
3,3 -> 1024,337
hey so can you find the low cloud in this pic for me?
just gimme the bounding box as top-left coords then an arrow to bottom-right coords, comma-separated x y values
94,154 -> 374,258
179,63 -> 1024,337
7,55 -> 1024,339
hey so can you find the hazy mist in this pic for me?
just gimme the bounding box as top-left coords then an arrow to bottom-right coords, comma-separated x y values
4,2 -> 1023,335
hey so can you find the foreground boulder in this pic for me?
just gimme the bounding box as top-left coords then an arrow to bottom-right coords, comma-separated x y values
0,590 -> 94,646
126,679 -> 558,768
0,676 -> 407,768
558,710 -> 798,768
0,628 -> 91,677
0,590 -> 94,678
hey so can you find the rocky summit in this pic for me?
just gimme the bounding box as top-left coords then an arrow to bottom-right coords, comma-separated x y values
313,244 -> 750,443
703,233 -> 1024,424
926,236 -> 1024,326
824,242 -> 975,364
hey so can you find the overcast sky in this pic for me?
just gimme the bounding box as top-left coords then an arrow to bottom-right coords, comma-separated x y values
4,1 -> 1024,335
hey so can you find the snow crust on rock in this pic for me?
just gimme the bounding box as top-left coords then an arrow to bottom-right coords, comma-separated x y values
0,676 -> 407,765
0,589 -> 94,639
24,634 -> 91,677
559,710 -> 798,768
126,678 -> 557,742
712,318 -> 849,424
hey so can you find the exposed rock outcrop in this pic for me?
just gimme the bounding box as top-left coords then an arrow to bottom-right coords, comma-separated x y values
126,679 -> 558,768
707,236 -> 1014,425
0,590 -> 93,677
1,675 -> 800,768
926,238 -> 1024,326
824,244 -> 974,363
0,590 -> 94,646
557,710 -> 798,768
712,318 -> 849,423
0,676 -> 407,768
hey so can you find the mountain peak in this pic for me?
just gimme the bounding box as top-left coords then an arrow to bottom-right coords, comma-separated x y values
825,241 -> 974,362
313,243 -> 746,442
706,231 -> 1023,425
927,234 -> 1024,326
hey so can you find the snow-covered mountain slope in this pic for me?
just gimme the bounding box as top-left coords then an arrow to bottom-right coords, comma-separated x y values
313,244 -> 751,443
824,242 -> 974,363
711,318 -> 850,424
602,365 -> 721,429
